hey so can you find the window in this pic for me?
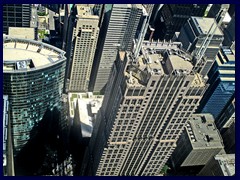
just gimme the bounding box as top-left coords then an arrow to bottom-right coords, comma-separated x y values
184,81 -> 189,87
126,89 -> 133,96
131,99 -> 136,104
126,114 -> 131,118
122,107 -> 127,112
182,99 -> 187,104
188,99 -> 193,104
125,100 -> 130,105
132,114 -> 137,118
133,89 -> 140,96
150,81 -> 156,87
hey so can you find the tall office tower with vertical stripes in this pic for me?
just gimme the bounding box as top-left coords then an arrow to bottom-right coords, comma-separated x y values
90,4 -> 142,93
68,5 -> 99,92
85,42 -> 207,176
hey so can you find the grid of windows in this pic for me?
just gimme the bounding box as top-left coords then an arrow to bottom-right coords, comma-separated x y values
69,8 -> 99,92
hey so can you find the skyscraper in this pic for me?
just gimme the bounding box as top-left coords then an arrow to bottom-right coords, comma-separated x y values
3,95 -> 9,175
62,4 -> 73,51
85,41 -> 207,176
90,4 -> 142,93
153,4 -> 208,41
3,36 -> 66,151
216,95 -> 235,133
178,17 -> 224,78
198,46 -> 235,124
67,5 -> 99,92
3,95 -> 15,176
222,119 -> 235,154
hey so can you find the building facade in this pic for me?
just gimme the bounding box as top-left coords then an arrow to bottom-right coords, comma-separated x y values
198,154 -> 235,176
198,46 -> 235,123
178,17 -> 224,78
222,121 -> 235,154
3,4 -> 38,39
223,14 -> 235,47
3,4 -> 32,34
153,4 -> 208,41
170,114 -> 224,169
85,41 -> 207,176
90,4 -> 142,93
68,5 -> 99,92
217,96 -> 235,132
3,95 -> 15,176
3,36 -> 66,151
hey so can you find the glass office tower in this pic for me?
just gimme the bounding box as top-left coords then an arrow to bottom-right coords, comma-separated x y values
3,36 -> 66,151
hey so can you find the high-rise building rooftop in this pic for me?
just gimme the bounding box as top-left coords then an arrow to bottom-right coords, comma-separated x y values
4,37 -> 65,71
170,113 -> 224,171
191,17 -> 223,35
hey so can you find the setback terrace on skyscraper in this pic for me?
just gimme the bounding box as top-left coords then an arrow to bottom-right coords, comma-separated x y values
126,43 -> 195,84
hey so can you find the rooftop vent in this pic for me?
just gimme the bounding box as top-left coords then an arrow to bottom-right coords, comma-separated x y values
201,116 -> 207,123
16,61 -> 27,70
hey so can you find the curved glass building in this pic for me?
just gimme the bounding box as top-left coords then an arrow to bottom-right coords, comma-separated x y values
3,36 -> 66,151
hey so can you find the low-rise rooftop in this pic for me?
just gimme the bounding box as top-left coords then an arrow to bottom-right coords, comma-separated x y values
68,92 -> 103,118
186,113 -> 224,149
68,92 -> 103,137
8,27 -> 35,40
